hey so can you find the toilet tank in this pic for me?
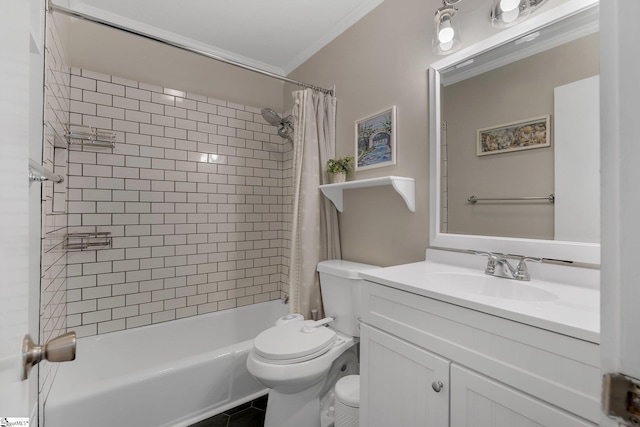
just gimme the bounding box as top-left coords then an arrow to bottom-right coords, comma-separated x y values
317,260 -> 380,337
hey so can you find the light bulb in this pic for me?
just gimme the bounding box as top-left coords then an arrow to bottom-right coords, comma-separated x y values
501,7 -> 520,23
500,0 -> 520,12
438,20 -> 455,44
439,40 -> 454,52
433,6 -> 459,55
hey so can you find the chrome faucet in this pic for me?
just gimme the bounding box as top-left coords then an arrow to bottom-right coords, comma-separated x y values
474,251 -> 542,281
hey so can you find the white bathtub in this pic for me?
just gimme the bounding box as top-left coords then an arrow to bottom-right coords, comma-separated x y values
45,300 -> 287,427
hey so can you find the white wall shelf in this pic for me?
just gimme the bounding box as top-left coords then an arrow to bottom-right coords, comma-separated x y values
319,176 -> 415,212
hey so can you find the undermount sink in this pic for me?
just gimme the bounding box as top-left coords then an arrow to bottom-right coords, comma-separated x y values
424,272 -> 559,302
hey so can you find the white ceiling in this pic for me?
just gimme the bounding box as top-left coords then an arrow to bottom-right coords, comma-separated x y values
54,0 -> 385,76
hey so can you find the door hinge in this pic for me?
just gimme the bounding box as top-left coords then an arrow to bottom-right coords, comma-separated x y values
603,373 -> 640,425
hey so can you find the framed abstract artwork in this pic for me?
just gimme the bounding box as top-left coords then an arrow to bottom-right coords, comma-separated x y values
477,115 -> 550,156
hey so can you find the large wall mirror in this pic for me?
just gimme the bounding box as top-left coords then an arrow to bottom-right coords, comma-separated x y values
429,0 -> 600,265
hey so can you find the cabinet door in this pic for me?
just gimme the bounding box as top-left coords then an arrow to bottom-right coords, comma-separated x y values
451,365 -> 595,427
360,324 -> 450,427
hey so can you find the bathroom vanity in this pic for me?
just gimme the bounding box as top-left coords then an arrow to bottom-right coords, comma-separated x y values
359,258 -> 600,427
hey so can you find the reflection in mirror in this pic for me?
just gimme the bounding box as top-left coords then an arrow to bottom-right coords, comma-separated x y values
429,2 -> 601,264
439,8 -> 599,243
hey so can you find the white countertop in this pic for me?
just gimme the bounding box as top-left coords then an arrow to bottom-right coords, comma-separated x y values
360,260 -> 600,344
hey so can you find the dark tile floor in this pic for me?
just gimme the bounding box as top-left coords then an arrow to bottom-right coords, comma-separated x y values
189,395 -> 267,427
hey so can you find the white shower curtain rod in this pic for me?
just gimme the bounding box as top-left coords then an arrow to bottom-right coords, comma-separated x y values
50,3 -> 334,96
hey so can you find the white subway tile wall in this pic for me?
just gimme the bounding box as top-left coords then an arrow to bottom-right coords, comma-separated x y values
41,9 -> 70,414
67,69 -> 292,337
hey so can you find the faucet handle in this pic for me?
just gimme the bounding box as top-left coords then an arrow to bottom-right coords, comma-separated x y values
474,250 -> 492,257
474,251 -> 498,274
514,256 -> 542,281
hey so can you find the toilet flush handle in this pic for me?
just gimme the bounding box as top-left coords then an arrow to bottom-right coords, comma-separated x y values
301,317 -> 335,333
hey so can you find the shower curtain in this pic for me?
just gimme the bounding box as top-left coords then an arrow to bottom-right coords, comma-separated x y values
288,88 -> 341,319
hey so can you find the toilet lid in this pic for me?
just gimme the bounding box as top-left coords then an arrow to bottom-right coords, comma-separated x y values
253,320 -> 337,363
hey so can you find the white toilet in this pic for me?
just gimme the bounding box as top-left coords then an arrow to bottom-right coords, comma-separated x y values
246,260 -> 379,427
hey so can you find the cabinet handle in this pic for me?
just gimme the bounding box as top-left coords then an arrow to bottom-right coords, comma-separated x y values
432,381 -> 444,392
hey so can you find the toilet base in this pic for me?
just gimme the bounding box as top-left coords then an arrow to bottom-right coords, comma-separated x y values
265,386 -> 323,427
262,347 -> 358,427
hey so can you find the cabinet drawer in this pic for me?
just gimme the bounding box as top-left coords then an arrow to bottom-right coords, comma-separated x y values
362,281 -> 600,423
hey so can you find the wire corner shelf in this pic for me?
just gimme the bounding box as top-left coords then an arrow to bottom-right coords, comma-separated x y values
64,232 -> 112,251
66,124 -> 116,148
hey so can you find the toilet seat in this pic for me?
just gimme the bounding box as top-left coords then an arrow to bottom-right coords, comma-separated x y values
253,320 -> 337,365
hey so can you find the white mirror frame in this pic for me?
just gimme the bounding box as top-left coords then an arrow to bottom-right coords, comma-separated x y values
429,0 -> 600,265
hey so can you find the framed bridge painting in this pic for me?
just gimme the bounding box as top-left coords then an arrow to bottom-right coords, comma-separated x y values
355,106 -> 396,171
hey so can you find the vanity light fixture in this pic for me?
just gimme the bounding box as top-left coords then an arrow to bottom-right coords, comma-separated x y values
491,0 -> 548,28
433,0 -> 549,54
433,1 -> 461,55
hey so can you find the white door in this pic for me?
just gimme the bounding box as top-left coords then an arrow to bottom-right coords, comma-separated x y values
360,324 -> 450,427
0,0 -> 44,424
554,75 -> 600,243
600,0 -> 640,426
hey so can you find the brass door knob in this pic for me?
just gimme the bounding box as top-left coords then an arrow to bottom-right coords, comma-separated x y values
22,331 -> 76,380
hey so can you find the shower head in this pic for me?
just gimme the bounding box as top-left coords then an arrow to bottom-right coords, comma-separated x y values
261,108 -> 283,126
261,108 -> 293,141
277,123 -> 293,140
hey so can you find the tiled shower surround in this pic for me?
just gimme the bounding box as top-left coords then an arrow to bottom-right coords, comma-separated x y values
41,9 -> 70,411
67,68 -> 292,337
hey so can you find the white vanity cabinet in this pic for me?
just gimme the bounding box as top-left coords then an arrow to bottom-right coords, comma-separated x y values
360,324 -> 450,426
360,281 -> 600,427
